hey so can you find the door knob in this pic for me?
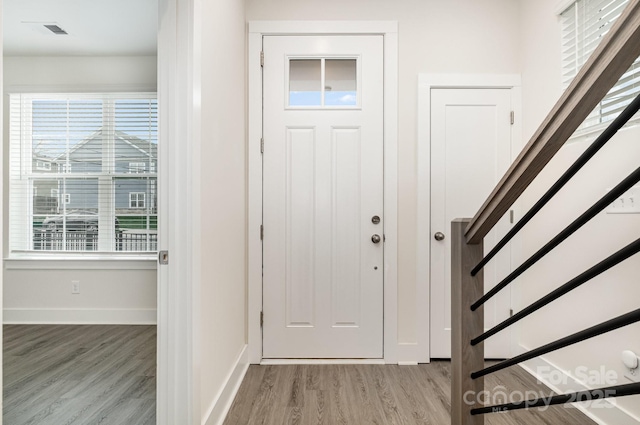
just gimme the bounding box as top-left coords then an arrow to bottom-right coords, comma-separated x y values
434,232 -> 445,241
371,234 -> 381,244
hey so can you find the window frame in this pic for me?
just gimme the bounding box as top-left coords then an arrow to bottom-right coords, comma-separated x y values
129,192 -> 146,209
36,160 -> 51,171
129,162 -> 147,173
285,55 -> 363,110
560,0 -> 639,137
8,92 -> 158,257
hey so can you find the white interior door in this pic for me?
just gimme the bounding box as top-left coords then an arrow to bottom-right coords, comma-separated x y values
430,88 -> 513,359
262,35 -> 384,358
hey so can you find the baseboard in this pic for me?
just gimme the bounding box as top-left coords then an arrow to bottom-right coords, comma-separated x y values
203,345 -> 249,425
3,308 -> 157,325
519,345 -> 640,425
397,342 -> 419,365
260,358 -> 385,365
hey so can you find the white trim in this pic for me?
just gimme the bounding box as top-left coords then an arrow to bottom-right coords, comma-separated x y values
419,73 -> 522,89
202,346 -> 250,425
4,257 -> 156,270
397,342 -> 419,365
0,3 -> 4,420
157,0 -> 200,423
519,346 -> 640,425
260,358 -> 386,365
3,83 -> 157,94
3,308 -> 157,325
249,20 -> 398,35
248,21 -> 399,364
416,74 -> 522,363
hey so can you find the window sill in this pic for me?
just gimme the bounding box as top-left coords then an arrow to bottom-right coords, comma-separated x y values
568,117 -> 640,143
4,252 -> 157,270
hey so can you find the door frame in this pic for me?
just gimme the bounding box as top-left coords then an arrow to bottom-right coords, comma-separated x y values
248,21 -> 399,364
0,0 -> 197,422
416,74 -> 523,363
157,0 -> 202,422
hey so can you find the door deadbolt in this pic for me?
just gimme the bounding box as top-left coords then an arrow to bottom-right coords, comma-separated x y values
371,215 -> 381,225
434,232 -> 445,241
371,234 -> 381,244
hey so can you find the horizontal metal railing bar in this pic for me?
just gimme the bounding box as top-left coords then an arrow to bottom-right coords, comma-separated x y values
471,238 -> 640,346
470,381 -> 640,415
469,93 -> 640,277
470,308 -> 640,380
470,166 -> 640,311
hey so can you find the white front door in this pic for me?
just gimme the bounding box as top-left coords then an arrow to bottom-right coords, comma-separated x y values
430,88 -> 513,359
262,35 -> 384,358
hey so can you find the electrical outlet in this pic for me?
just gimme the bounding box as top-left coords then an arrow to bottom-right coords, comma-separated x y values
71,280 -> 80,294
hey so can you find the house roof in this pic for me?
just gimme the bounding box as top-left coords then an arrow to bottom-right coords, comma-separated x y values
33,129 -> 157,162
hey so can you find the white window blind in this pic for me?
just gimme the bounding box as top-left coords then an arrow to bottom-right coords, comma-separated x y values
9,93 -> 158,253
561,0 -> 640,129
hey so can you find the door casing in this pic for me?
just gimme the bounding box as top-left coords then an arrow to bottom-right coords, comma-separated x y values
248,21 -> 399,364
416,74 -> 523,363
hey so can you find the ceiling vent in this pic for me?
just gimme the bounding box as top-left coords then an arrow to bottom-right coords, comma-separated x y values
44,24 -> 68,35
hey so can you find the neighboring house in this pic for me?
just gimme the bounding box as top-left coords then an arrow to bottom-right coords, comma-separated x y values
32,130 -> 157,217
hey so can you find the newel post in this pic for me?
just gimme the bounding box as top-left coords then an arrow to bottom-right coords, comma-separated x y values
451,219 -> 485,425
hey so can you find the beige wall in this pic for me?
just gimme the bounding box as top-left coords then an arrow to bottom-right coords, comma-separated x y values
518,0 -> 640,420
199,0 -> 247,421
3,56 -> 158,324
246,0 -> 522,344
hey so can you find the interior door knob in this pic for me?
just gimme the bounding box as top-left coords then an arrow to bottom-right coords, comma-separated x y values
434,232 -> 445,241
371,234 -> 381,244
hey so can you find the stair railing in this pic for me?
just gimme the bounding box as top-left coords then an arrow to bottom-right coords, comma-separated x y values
451,1 -> 640,423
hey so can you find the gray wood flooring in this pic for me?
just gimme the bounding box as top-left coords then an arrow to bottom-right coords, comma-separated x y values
3,324 -> 156,425
224,362 -> 597,425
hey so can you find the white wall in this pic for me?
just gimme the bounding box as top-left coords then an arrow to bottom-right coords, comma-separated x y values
3,56 -> 157,91
3,55 -> 158,324
198,0 -> 248,423
246,0 -> 522,347
517,0 -> 640,421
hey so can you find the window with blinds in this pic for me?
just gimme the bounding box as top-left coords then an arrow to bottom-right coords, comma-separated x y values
9,93 -> 158,253
561,0 -> 640,130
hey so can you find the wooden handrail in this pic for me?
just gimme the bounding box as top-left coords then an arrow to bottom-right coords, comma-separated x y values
465,0 -> 640,244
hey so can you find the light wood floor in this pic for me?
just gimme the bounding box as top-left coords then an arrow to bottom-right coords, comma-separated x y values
224,362 -> 597,425
3,325 -> 156,425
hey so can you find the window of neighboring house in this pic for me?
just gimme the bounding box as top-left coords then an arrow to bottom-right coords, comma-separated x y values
129,192 -> 146,208
36,161 -> 51,171
129,162 -> 146,173
561,0 -> 639,131
9,93 -> 158,253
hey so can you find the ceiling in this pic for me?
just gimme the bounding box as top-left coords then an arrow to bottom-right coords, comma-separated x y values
4,0 -> 158,56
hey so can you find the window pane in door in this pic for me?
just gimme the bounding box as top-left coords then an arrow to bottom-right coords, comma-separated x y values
289,59 -> 322,106
325,59 -> 357,106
